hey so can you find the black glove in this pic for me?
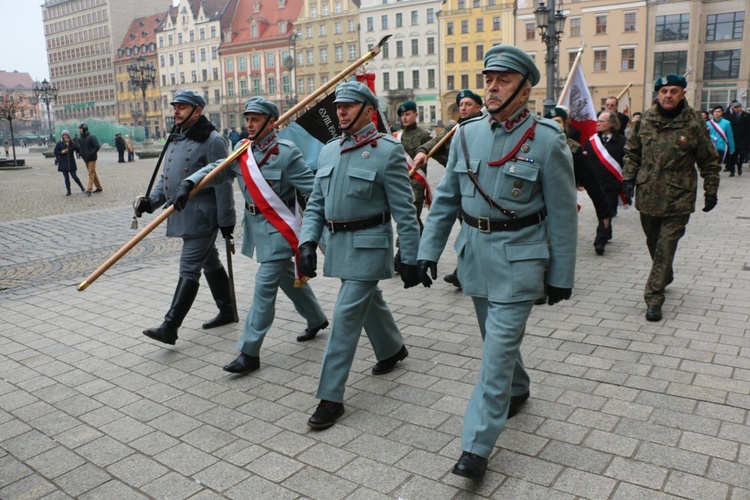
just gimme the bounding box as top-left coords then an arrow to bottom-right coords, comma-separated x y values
622,180 -> 635,205
220,225 -> 234,239
417,260 -> 437,288
135,196 -> 153,217
400,264 -> 422,289
702,194 -> 717,212
547,285 -> 572,306
298,242 -> 318,278
173,180 -> 194,211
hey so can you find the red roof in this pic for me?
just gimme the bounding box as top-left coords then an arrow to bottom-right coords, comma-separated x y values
221,0 -> 303,50
160,0 -> 237,31
0,71 -> 35,90
114,12 -> 167,62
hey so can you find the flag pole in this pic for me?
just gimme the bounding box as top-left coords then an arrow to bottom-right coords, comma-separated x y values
557,44 -> 585,107
616,83 -> 633,102
78,35 -> 393,292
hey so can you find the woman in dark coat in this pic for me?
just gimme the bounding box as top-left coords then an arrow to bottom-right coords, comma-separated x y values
54,130 -> 85,196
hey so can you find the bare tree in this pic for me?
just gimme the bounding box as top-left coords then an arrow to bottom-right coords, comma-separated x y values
0,90 -> 26,166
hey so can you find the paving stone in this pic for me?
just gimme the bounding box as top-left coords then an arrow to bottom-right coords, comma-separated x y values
491,449 -> 563,486
0,454 -> 32,488
538,440 -> 612,474
2,429 -> 58,460
665,470 -> 729,500
225,475 -> 297,500
553,467 -> 617,499
604,457 -> 668,490
0,473 -> 57,500
181,425 -> 237,454
707,459 -> 750,490
192,461 -> 249,493
106,454 -> 169,488
387,422 -> 454,453
611,482 -> 683,500
679,431 -> 739,460
343,433 -> 412,465
153,442 -> 218,476
615,418 -> 681,446
25,446 -> 86,479
394,474 -> 460,500
282,465 -> 358,500
75,435 -> 134,467
583,430 -> 639,457
493,477 -> 575,500
635,442 -> 709,476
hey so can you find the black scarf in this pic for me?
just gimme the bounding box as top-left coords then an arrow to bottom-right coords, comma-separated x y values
656,99 -> 686,119
179,115 -> 216,142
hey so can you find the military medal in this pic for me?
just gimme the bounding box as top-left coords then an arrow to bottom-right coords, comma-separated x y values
362,151 -> 371,159
270,155 -> 277,162
511,188 -> 522,198
521,143 -> 531,153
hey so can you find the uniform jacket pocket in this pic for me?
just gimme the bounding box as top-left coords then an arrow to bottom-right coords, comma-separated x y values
505,241 -> 548,297
346,167 -> 377,200
316,165 -> 334,196
499,163 -> 538,203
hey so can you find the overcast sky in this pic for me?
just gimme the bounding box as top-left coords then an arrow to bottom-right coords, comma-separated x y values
1,1 -> 180,83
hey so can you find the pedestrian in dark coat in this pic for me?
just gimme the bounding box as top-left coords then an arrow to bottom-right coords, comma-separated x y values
115,133 -> 126,163
54,130 -> 85,195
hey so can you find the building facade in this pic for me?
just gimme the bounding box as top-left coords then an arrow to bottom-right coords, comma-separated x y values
440,0 -> 514,123
114,12 -> 165,138
42,0 -> 168,124
360,0 -> 443,125
0,71 -> 43,140
293,0 -> 361,106
156,0 -> 238,131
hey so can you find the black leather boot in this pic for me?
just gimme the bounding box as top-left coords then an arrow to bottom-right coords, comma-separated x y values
143,277 -> 200,345
202,268 -> 237,329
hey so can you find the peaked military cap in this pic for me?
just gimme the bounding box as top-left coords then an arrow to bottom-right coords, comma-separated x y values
170,89 -> 206,108
397,100 -> 417,116
334,81 -> 379,109
482,45 -> 541,87
653,74 -> 687,91
456,90 -> 482,107
243,96 -> 279,119
544,107 -> 568,121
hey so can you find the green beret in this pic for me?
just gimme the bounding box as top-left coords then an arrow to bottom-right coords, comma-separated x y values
397,100 -> 417,116
243,96 -> 279,119
544,107 -> 568,121
654,74 -> 687,91
170,89 -> 206,108
483,45 -> 540,87
334,81 -> 379,110
456,90 -> 482,107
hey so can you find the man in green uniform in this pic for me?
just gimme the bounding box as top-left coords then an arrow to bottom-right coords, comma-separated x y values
622,74 -> 720,321
395,100 -> 432,232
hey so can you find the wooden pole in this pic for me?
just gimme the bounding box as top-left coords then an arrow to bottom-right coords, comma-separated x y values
557,44 -> 585,107
408,125 -> 457,177
616,83 -> 633,102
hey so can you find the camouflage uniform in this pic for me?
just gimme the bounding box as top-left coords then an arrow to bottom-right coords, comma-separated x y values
623,103 -> 720,307
417,112 -> 485,168
398,124 -> 432,230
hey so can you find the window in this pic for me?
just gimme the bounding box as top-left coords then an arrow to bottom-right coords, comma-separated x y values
570,17 -> 581,37
227,81 -> 234,98
458,0 -> 466,8
189,30 -> 194,42
653,50 -> 687,78
461,74 -> 469,88
428,69 -> 435,88
211,26 -> 216,38
473,0 -> 480,7
381,15 -> 388,30
447,75 -> 455,90
476,74 -> 483,89
461,20 -> 469,34
348,20 -> 355,32
306,50 -> 313,64
476,44 -> 484,61
397,71 -> 404,90
168,35 -> 173,45
447,47 -> 454,63
252,78 -> 261,94
282,75 -> 291,93
427,8 -> 434,23
396,40 -> 403,57
320,47 -> 328,63
319,25 -> 326,36
310,5 -> 317,16
383,72 -> 390,90
596,15 -> 607,34
306,26 -> 313,38
568,51 -> 577,70
202,69 -> 207,81
525,22 -> 535,40
190,50 -> 195,63
621,48 -> 635,70
335,1 -> 342,13
594,49 -> 607,71
308,77 -> 314,93
427,37 -> 435,55
213,68 -> 219,80
226,58 -> 233,72
240,79 -> 247,97
160,55 -> 165,67
252,54 -> 260,69
493,17 -> 500,31
268,77 -> 276,95
179,52 -> 184,64
199,28 -> 205,40
476,18 -> 484,32
334,22 -> 341,34
348,44 -> 357,59
214,90 -> 220,104
322,3 -> 329,15
447,22 -> 454,35
703,49 -> 741,79
239,56 -> 246,71
411,11 -> 418,25
251,25 -> 258,37
178,33 -> 183,44
396,13 -> 402,28
297,51 -> 304,66
460,46 -> 469,62
367,17 -> 373,31
382,43 -> 389,58
706,12 -> 744,41
624,12 -> 636,32
411,39 -> 418,56
335,45 -> 343,61
412,70 -> 420,88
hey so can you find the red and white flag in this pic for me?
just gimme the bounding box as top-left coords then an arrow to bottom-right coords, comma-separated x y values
560,64 -> 597,144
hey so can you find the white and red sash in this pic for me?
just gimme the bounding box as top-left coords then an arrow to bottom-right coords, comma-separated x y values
394,131 -> 432,207
238,140 -> 308,285
590,134 -> 630,205
708,120 -> 729,161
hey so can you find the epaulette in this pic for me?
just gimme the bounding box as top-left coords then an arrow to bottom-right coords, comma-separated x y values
535,115 -> 565,133
378,132 -> 398,144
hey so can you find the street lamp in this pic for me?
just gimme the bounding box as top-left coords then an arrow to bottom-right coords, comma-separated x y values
127,55 -> 157,138
288,30 -> 299,108
32,79 -> 58,144
534,0 -> 567,112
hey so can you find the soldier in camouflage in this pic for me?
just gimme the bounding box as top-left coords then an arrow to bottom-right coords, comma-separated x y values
395,100 -> 432,232
622,74 -> 720,322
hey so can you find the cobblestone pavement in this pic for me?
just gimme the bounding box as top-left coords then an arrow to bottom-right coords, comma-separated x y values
2,149 -> 750,499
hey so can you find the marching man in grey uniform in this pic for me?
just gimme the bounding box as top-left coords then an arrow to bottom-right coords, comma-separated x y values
173,97 -> 329,374
417,46 -> 578,479
136,90 -> 236,345
297,81 -> 429,430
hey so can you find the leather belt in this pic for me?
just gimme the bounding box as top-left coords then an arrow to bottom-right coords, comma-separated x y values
245,199 -> 294,215
326,212 -> 391,233
463,209 -> 546,233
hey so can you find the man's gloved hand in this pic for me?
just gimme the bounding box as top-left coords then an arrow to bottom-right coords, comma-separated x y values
298,242 -> 318,278
703,194 -> 718,212
547,285 -> 572,305
220,225 -> 234,239
622,180 -> 635,205
173,180 -> 195,211
134,196 -> 153,217
400,264 -> 422,288
417,260 -> 437,288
